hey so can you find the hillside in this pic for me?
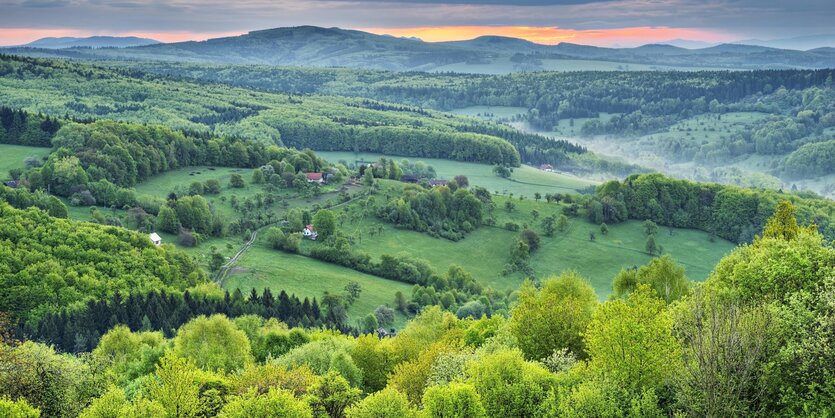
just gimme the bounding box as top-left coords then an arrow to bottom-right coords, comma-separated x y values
21,36 -> 160,49
4,26 -> 835,72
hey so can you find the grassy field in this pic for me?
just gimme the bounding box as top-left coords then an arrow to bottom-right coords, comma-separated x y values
337,182 -> 736,298
0,144 -> 51,179
316,151 -> 597,198
225,243 -> 412,327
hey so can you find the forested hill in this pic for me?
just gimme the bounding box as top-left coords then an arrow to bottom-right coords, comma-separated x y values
0,55 -> 524,167
3,25 -> 835,72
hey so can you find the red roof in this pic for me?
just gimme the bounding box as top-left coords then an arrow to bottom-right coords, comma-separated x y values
306,173 -> 323,181
305,224 -> 315,231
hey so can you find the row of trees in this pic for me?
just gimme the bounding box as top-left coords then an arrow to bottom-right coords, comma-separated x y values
592,172 -> 835,243
377,183 -> 489,240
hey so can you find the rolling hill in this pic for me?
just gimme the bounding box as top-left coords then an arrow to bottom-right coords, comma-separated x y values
21,36 -> 159,49
3,26 -> 835,73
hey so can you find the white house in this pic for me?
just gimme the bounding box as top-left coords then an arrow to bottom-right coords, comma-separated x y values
303,224 -> 318,240
149,232 -> 162,246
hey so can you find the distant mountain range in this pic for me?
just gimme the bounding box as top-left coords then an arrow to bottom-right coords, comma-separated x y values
21,36 -> 160,49
4,26 -> 835,73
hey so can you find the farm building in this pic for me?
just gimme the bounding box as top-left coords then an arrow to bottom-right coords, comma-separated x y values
306,173 -> 324,184
539,164 -> 554,172
303,224 -> 318,240
149,232 -> 162,246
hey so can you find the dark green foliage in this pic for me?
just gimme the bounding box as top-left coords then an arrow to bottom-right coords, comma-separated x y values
0,106 -> 60,147
377,184 -> 484,240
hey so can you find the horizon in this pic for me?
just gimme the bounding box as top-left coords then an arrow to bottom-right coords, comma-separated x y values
2,0 -> 834,49
1,25 -> 833,50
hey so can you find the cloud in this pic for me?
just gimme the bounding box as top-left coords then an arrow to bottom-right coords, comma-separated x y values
20,0 -> 70,7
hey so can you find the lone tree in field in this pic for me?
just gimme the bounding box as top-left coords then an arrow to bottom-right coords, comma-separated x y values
557,214 -> 569,232
229,173 -> 245,188
645,234 -> 658,255
542,215 -> 557,236
454,175 -> 469,188
600,223 -> 609,235
644,220 -> 658,236
505,200 -> 515,212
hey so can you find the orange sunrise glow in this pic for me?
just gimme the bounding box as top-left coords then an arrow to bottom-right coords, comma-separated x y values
361,26 -> 732,46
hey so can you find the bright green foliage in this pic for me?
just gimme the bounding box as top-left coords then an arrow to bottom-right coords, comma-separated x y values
312,209 -> 337,240
218,388 -> 312,418
709,228 -> 835,301
173,315 -> 253,373
761,200 -> 800,241
0,341 -> 105,418
464,349 -> 556,417
78,386 -> 127,418
229,173 -> 245,189
0,202 -> 204,322
613,255 -> 690,304
0,396 -> 40,418
556,380 -> 623,418
92,326 -> 166,386
510,273 -> 597,360
146,353 -> 201,418
345,388 -> 416,418
350,335 -> 395,393
421,382 -> 486,418
306,370 -> 361,418
584,284 -> 681,395
156,205 -> 180,234
118,398 -> 166,418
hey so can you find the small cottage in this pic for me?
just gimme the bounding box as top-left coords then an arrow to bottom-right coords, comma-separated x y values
539,164 -> 554,172
149,232 -> 162,246
3,180 -> 19,188
303,224 -> 318,240
306,173 -> 324,184
429,179 -> 448,187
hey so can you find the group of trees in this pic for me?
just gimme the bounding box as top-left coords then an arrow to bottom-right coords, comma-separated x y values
27,287 -> 326,354
0,106 -> 61,147
377,183 -> 488,240
592,172 -> 835,243
0,55 -> 523,167
0,202 -> 205,327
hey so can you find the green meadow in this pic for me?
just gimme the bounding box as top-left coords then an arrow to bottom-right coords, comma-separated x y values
0,144 -> 51,179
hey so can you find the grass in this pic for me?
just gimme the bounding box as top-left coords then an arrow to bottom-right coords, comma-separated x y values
316,151 -> 597,198
337,182 -> 736,299
224,243 -> 412,327
0,144 -> 51,179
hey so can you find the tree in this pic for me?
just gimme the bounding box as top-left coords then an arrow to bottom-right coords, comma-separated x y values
147,354 -> 200,418
454,175 -> 469,188
541,215 -> 557,237
584,285 -> 681,395
534,192 -> 541,202
761,200 -> 800,241
509,272 -> 597,360
345,388 -> 415,418
600,222 -> 609,235
645,234 -> 657,255
613,255 -> 690,304
373,306 -> 395,327
344,281 -> 362,305
557,214 -> 569,232
173,315 -> 253,373
229,173 -> 245,188
362,170 -> 375,186
156,205 -> 180,234
0,396 -> 41,418
643,220 -> 658,236
209,251 -> 225,273
504,200 -> 515,212
492,165 -> 511,178
306,371 -> 361,418
530,209 -> 539,220
519,229 -> 540,252
671,287 -> 775,417
312,209 -> 337,240
465,349 -> 555,417
252,168 -> 265,184
422,382 -> 486,418
218,388 -> 312,418
204,179 -> 221,194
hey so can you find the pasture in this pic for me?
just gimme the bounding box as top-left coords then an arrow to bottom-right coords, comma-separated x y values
316,151 -> 597,198
0,144 -> 51,179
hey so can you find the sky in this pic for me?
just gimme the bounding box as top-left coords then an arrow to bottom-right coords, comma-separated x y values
0,0 -> 833,47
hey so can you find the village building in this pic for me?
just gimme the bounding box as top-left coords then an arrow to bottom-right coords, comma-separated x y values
429,179 -> 448,187
149,232 -> 162,246
539,164 -> 554,172
306,173 -> 324,184
3,180 -> 19,188
303,224 -> 318,240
